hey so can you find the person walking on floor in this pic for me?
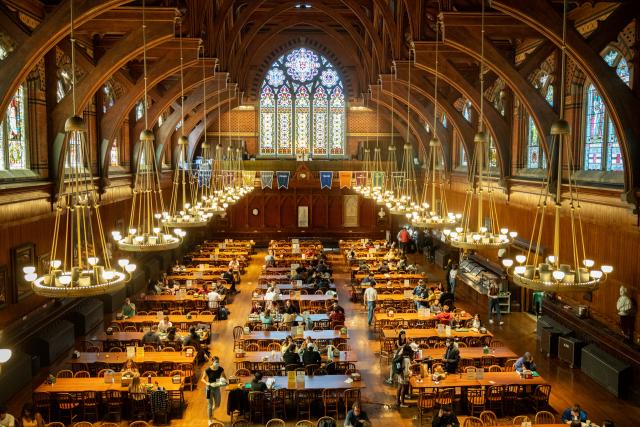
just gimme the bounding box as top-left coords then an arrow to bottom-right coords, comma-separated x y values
363,281 -> 378,326
487,280 -> 503,325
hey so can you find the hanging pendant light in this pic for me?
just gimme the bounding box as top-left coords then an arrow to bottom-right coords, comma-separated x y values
388,48 -> 419,216
443,0 -> 516,250
365,87 -> 384,199
113,0 -> 184,252
25,0 -> 133,297
501,0 -> 611,291
236,90 -> 255,196
377,65 -> 397,206
162,19 -> 210,229
413,15 -> 461,229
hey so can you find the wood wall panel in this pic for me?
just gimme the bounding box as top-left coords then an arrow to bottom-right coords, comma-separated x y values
311,195 -> 328,228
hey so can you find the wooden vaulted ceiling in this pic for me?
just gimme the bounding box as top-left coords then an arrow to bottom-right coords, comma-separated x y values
0,0 -> 638,196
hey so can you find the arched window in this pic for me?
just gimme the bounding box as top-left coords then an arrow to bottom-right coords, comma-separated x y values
135,100 -> 144,121
259,47 -> 346,157
102,83 -> 115,113
486,134 -> 497,170
110,138 -> 119,166
441,112 -> 447,128
526,115 -> 546,169
0,85 -> 28,170
462,100 -> 472,122
460,144 -> 467,167
582,48 -> 630,172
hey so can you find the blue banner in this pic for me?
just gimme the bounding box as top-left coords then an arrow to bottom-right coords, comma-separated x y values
276,171 -> 290,189
260,171 -> 273,189
320,171 -> 333,189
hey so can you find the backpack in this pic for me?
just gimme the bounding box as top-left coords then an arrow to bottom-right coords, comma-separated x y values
218,306 -> 228,320
392,352 -> 404,375
317,418 -> 337,427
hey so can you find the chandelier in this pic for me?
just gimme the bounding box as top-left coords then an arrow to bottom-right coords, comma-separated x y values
501,0 -> 612,292
113,1 -> 184,252
411,17 -> 461,229
386,52 -> 419,216
24,0 -> 133,297
375,71 -> 397,207
443,0 -> 516,251
162,26 -> 210,228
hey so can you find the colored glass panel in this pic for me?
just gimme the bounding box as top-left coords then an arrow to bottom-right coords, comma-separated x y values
0,120 -> 4,170
7,85 -> 26,169
616,57 -> 630,86
266,68 -> 285,87
295,85 -> 310,154
285,48 -> 320,82
260,85 -> 276,155
487,136 -> 497,169
329,87 -> 345,155
460,144 -> 467,167
110,139 -> 119,166
545,84 -> 554,106
135,101 -> 144,121
462,101 -> 472,122
312,86 -> 328,156
526,115 -> 546,169
606,120 -> 623,171
277,85 -> 292,155
584,84 -> 604,171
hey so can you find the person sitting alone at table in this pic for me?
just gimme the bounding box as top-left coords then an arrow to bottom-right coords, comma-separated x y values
442,338 -> 460,374
140,325 -> 161,347
121,298 -> 136,318
228,257 -> 240,271
250,301 -> 263,315
344,402 -> 370,427
329,304 -> 346,325
561,404 -> 588,423
436,305 -> 452,325
514,352 -> 537,372
362,272 -> 376,285
471,313 -> 482,329
128,375 -> 147,396
121,358 -> 139,376
222,268 -> 237,294
250,372 -> 268,391
450,312 -> 464,329
260,309 -> 274,327
207,286 -> 222,310
302,342 -> 322,366
265,250 -> 276,267
378,260 -> 390,273
283,343 -> 301,368
158,315 -> 172,333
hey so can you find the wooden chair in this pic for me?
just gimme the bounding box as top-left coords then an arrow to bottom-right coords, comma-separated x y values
504,358 -> 517,371
512,416 -> 530,425
267,342 -> 281,351
489,340 -> 504,348
479,410 -> 498,426
316,417 -> 337,427
486,385 -> 504,416
418,392 -> 436,425
81,391 -> 99,421
248,391 -> 267,424
293,390 -> 314,419
129,393 -> 149,420
33,392 -> 52,422
480,355 -> 495,368
124,326 -> 138,332
343,388 -> 361,418
462,417 -> 483,427
101,424 -> 118,427
466,388 -> 486,417
531,384 -> 551,411
244,343 -> 259,351
232,420 -> 251,427
270,387 -> 287,419
129,422 -> 150,427
502,384 -> 521,415
109,347 -> 123,353
265,419 -> 286,427
45,423 -> 65,427
234,368 -> 251,377
435,388 -> 454,408
143,345 -> 156,352
57,393 -> 80,424
487,365 -> 502,372
103,390 -> 123,422
295,421 -> 314,427
209,423 -> 224,427
141,371 -> 157,377
322,388 -> 341,419
72,423 -> 93,427
535,410 -> 556,424
162,346 -> 176,352
56,370 -> 74,378
179,363 -> 195,390
74,371 -> 91,378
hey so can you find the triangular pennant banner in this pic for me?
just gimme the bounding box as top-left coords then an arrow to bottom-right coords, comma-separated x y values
372,171 -> 385,188
242,171 -> 255,187
339,171 -> 352,189
260,171 -> 274,189
276,171 -> 290,189
319,171 -> 333,189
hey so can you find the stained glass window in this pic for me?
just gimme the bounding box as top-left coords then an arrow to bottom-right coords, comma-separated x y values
526,114 -> 546,169
462,101 -> 472,122
487,135 -> 497,169
135,101 -> 144,121
460,144 -> 467,167
0,120 -> 4,170
259,47 -> 346,157
441,112 -> 447,128
102,83 -> 115,113
6,85 -> 27,169
110,139 -> 119,166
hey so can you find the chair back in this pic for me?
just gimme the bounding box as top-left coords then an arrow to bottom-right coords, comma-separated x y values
480,410 -> 498,425
512,416 -> 530,425
265,419 -> 286,427
462,417 -> 483,427
535,410 -> 556,424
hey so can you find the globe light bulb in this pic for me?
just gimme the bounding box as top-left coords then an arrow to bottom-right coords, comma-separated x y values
125,264 -> 137,273
601,265 -> 613,274
23,266 -> 36,275
509,231 -> 518,238
25,273 -> 38,282
51,260 -> 62,269
515,255 -> 526,264
129,228 -> 137,235
59,275 -> 72,286
102,271 -> 115,281
552,270 -> 565,281
582,259 -> 595,268
500,228 -> 508,235
87,257 -> 99,266
590,270 -> 603,279
514,266 -> 526,275
118,259 -> 129,268
502,259 -> 513,268
547,255 -> 556,264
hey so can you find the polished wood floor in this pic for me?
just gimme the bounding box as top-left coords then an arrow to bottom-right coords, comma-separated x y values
7,247 -> 640,426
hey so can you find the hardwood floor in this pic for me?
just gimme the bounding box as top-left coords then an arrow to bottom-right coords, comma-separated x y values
6,246 -> 640,426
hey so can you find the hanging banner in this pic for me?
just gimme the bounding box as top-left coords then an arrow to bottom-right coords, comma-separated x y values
276,171 -> 290,189
372,171 -> 385,188
355,171 -> 368,187
339,171 -> 353,189
319,171 -> 333,189
222,170 -> 235,187
260,171 -> 274,189
242,171 -> 255,187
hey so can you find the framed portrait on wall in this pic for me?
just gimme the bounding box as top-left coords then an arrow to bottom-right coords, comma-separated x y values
11,242 -> 35,302
298,206 -> 309,228
0,265 -> 8,307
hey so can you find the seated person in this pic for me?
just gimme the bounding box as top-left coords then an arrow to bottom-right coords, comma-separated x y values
344,402 -> 369,427
283,344 -> 301,367
361,273 -> 376,285
222,268 -> 237,293
301,342 -> 322,366
430,299 -> 442,314
281,336 -> 296,353
182,326 -> 201,348
435,306 -> 452,324
250,301 -> 263,315
207,287 -> 222,309
165,327 -> 182,349
439,291 -> 455,309
347,249 -> 356,262
197,283 -> 210,295
397,257 -> 408,271
412,280 -> 426,297
128,375 -> 147,395
514,352 -> 537,372
561,404 -> 588,423
377,261 -> 390,273
330,302 -> 345,314
471,314 -> 482,329
157,315 -> 173,333
250,372 -> 268,391
265,250 -> 275,267
121,298 -> 136,318
282,311 -> 295,325
325,289 -> 338,298
228,257 -> 240,271
450,313 -> 464,329
121,358 -> 139,376
431,406 -> 459,427
329,307 -> 346,324
260,309 -> 274,326
140,326 -> 161,347
0,405 -> 16,427
427,289 -> 441,304
283,299 -> 299,314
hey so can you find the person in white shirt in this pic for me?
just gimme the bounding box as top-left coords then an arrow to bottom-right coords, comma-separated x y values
228,258 -> 240,271
0,406 -> 15,427
207,288 -> 221,309
157,315 -> 173,333
448,265 -> 458,294
363,282 -> 378,326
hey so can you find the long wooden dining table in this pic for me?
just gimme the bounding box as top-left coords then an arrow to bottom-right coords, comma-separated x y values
112,314 -> 215,327
234,351 -> 357,368
91,330 -> 206,346
70,351 -> 196,366
239,330 -> 348,342
381,328 -> 492,343
415,347 -> 518,364
229,374 -> 364,391
34,377 -> 183,393
251,294 -> 337,303
409,371 -> 548,390
246,313 -> 330,326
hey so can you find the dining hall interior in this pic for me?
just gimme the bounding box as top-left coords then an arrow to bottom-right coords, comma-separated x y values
0,0 -> 639,426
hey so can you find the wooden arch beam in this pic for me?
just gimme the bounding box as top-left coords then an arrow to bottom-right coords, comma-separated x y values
492,0 -> 640,197
0,0 -> 130,121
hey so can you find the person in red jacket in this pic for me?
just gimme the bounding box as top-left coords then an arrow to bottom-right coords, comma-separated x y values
397,227 -> 410,254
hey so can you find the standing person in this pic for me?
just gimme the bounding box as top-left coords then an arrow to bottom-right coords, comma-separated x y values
487,281 -> 503,325
363,281 -> 378,327
201,356 -> 227,424
222,268 -> 237,294
442,338 -> 460,374
397,227 -> 410,254
385,330 -> 408,385
448,264 -> 458,295
395,344 -> 413,408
